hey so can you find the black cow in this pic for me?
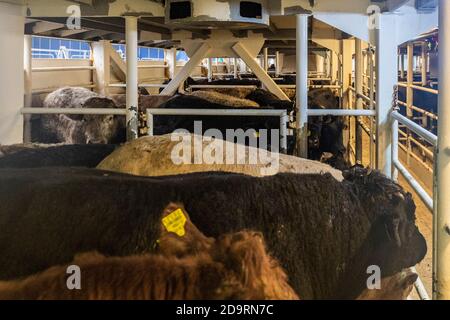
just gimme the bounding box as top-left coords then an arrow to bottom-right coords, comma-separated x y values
0,167 -> 426,300
154,94 -> 285,151
0,144 -> 117,168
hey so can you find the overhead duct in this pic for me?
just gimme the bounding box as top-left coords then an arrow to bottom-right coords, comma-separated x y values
165,0 -> 270,29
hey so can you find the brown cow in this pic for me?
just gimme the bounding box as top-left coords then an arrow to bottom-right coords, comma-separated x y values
0,203 -> 298,300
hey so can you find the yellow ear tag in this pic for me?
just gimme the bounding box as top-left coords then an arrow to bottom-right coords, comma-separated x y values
162,208 -> 187,237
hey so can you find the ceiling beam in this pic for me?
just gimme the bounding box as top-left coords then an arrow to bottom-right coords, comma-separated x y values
26,21 -> 65,34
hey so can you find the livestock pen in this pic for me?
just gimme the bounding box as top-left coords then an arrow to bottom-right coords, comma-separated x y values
0,0 -> 449,303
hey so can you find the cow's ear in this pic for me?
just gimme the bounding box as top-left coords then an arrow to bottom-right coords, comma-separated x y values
157,202 -> 213,257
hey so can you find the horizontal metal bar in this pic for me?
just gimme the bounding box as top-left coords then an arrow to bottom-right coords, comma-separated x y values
146,108 -> 286,117
410,84 -> 438,95
32,66 -> 95,72
398,128 -> 435,158
391,111 -> 437,146
310,85 -> 342,89
398,101 -> 438,120
358,118 -> 376,142
358,93 -> 371,102
393,159 -> 433,211
138,65 -> 168,69
398,82 -> 439,94
308,109 -> 376,117
21,107 -> 126,116
278,84 -> 342,89
109,83 -> 167,88
189,85 -> 257,89
398,143 -> 433,172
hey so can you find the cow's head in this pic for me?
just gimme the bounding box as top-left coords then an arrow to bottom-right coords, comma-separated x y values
308,119 -> 322,150
81,97 -> 121,144
338,167 -> 427,298
309,89 -> 339,110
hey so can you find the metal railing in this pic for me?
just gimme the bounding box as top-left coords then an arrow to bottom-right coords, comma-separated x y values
391,110 -> 435,300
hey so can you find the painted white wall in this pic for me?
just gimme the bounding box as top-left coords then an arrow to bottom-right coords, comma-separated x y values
0,3 -> 24,145
33,59 -> 93,91
281,53 -> 319,73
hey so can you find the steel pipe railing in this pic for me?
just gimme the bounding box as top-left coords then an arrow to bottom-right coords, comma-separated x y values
392,111 -> 437,146
391,109 -> 437,300
308,109 -> 376,117
398,101 -> 439,120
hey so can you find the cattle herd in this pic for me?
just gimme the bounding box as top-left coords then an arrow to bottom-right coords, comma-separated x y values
0,80 -> 427,300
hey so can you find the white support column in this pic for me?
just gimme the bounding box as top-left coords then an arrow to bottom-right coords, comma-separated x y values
355,38 -> 363,164
263,47 -> 269,72
435,0 -> 450,300
368,47 -> 375,169
24,35 -> 32,143
331,51 -> 338,82
161,43 -> 211,96
342,39 -> 354,109
92,40 -> 111,96
233,57 -> 238,79
275,51 -> 280,77
295,14 -> 309,158
0,3 -> 24,145
165,47 -> 177,80
406,42 -> 414,165
125,16 -> 139,141
232,42 -> 289,101
407,43 -> 414,117
207,58 -> 213,81
422,42 -> 428,87
375,15 -> 397,177
400,53 -> 405,79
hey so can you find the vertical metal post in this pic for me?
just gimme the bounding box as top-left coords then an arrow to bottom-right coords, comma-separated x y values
166,47 -> 177,80
295,14 -> 309,158
125,16 -> 139,141
233,57 -> 238,79
421,42 -> 429,128
375,14 -> 396,177
406,42 -> 414,165
369,47 -> 375,169
280,111 -> 288,154
355,38 -> 363,164
392,117 -> 399,181
275,51 -> 280,77
23,35 -> 32,143
263,47 -> 269,72
400,53 -> 405,79
208,58 -> 213,81
434,0 -> 450,300
422,42 -> 428,86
